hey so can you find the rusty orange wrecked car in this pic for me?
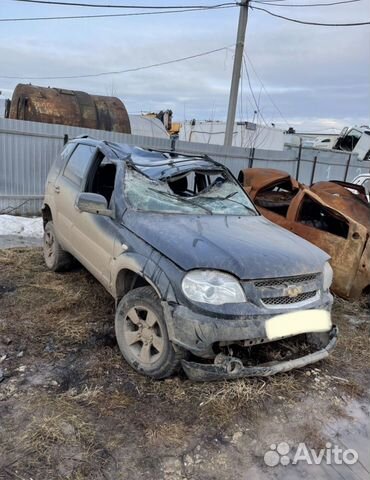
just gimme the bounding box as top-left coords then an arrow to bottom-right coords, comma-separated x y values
238,168 -> 370,300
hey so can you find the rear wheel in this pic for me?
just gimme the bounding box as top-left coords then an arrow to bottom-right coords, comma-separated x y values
43,221 -> 73,271
115,286 -> 185,379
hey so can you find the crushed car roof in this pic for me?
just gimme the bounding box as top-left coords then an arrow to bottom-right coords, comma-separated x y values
76,138 -> 225,181
111,144 -> 224,180
238,168 -> 300,192
311,181 -> 370,230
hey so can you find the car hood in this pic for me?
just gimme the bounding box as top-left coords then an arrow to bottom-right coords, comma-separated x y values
123,212 -> 329,280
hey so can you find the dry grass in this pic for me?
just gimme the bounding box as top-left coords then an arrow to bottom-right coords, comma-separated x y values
145,422 -> 191,447
0,248 -> 114,348
329,295 -> 370,377
63,385 -> 104,405
1,248 -> 369,479
22,400 -> 93,453
54,314 -> 92,344
0,394 -> 108,479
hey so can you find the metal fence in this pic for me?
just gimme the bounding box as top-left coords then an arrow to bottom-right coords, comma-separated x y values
1,117 -> 369,216
177,139 -> 370,184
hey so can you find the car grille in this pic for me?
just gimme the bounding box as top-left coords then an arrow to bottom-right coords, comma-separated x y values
254,273 -> 321,309
261,290 -> 318,306
255,273 -> 319,288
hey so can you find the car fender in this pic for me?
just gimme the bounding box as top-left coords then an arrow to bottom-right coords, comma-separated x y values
111,251 -> 177,303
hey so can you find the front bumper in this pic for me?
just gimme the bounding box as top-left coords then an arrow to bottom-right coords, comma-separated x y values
181,326 -> 338,381
163,299 -> 333,358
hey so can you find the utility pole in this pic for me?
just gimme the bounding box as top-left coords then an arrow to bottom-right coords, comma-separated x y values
224,0 -> 249,146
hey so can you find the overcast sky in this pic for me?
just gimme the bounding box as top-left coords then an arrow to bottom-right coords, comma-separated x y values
0,0 -> 369,132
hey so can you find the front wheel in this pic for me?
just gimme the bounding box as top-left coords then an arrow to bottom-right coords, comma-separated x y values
115,286 -> 185,379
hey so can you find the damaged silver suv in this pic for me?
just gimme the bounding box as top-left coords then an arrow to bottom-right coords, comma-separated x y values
42,137 -> 337,381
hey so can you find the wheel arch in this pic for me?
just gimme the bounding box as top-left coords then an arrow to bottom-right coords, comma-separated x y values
115,268 -> 160,303
41,203 -> 53,228
112,253 -> 177,304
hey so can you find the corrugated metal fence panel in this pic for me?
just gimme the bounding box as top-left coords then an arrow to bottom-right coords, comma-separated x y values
298,147 -> 350,184
289,146 -> 370,185
176,140 -> 250,176
243,148 -> 298,177
176,141 -> 299,177
0,121 -> 61,216
1,117 -> 370,216
176,140 -> 370,184
0,118 -> 171,215
176,141 -> 370,184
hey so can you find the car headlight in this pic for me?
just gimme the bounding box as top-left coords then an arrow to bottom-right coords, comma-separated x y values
323,262 -> 333,291
182,270 -> 246,305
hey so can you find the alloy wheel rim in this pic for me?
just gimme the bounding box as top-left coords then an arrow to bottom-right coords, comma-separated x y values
44,231 -> 55,264
122,306 -> 164,365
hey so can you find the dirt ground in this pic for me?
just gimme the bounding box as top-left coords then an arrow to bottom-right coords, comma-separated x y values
0,248 -> 369,480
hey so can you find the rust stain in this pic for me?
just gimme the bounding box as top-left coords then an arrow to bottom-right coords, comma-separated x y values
7,83 -> 131,134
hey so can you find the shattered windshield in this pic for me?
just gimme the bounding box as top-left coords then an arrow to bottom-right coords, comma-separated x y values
124,168 -> 258,216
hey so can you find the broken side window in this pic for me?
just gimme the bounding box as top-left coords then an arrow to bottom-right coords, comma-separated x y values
86,156 -> 116,204
297,195 -> 349,238
336,128 -> 362,152
255,180 -> 296,217
124,168 -> 257,216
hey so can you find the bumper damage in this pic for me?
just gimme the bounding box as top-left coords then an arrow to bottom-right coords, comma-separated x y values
181,326 -> 338,382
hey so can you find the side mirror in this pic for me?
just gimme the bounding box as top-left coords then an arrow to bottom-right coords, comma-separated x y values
76,192 -> 113,217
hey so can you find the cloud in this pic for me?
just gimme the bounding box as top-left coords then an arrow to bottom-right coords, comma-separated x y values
0,2 -> 369,131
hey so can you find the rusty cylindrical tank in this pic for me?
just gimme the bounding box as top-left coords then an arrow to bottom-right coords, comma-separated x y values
7,83 -> 131,134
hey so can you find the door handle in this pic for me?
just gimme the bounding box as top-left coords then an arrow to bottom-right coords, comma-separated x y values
54,185 -> 60,194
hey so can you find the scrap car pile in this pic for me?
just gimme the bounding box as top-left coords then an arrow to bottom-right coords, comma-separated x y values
238,168 -> 370,300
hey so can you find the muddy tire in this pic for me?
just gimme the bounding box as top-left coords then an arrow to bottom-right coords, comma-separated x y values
115,286 -> 185,379
43,221 -> 73,272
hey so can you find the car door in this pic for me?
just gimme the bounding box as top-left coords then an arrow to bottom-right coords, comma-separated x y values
72,153 -> 118,290
53,143 -> 97,253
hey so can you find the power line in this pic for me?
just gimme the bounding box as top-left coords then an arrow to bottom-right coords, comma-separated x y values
0,4 -> 235,21
242,55 -> 270,128
251,5 -> 370,25
0,44 -> 234,79
13,0 -> 236,8
244,53 -> 290,126
252,0 -> 361,7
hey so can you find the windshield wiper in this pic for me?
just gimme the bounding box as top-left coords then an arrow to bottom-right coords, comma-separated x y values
224,191 -> 238,200
147,188 -> 213,214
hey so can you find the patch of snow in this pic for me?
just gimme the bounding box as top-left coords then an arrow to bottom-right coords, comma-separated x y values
0,215 -> 43,238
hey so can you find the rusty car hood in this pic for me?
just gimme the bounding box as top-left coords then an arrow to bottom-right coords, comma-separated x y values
123,211 -> 328,280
